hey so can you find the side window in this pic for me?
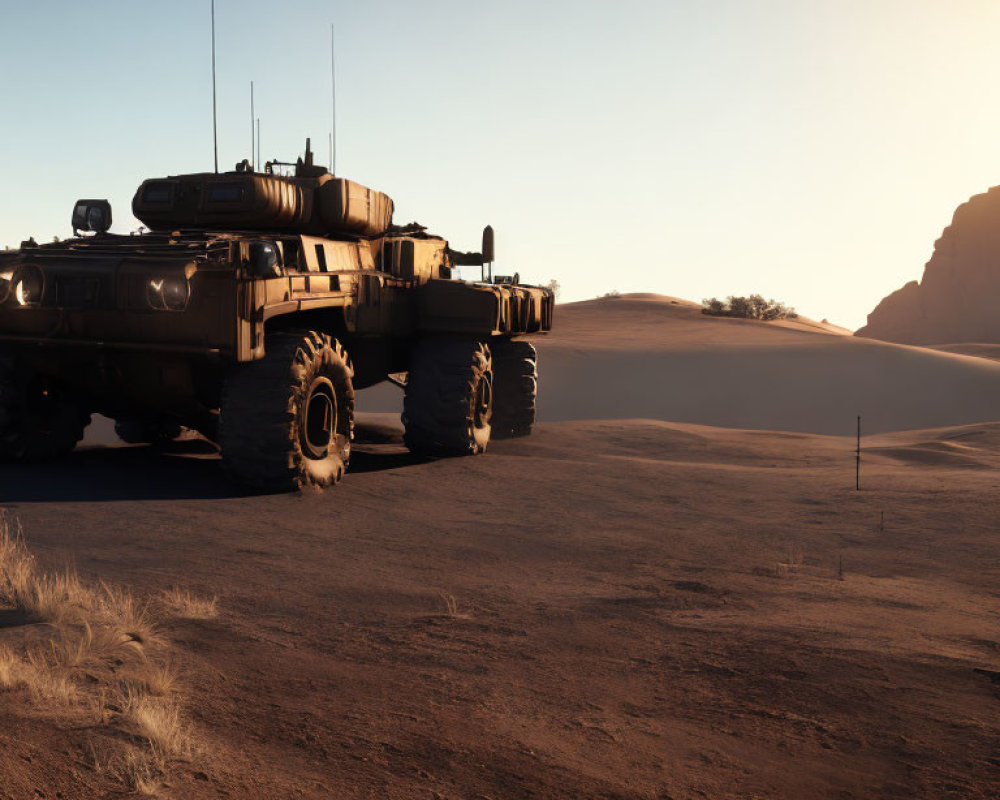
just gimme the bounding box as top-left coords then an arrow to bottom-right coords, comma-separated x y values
246,241 -> 282,278
281,239 -> 303,272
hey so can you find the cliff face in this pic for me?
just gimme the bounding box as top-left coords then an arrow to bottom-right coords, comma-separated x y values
857,186 -> 1000,344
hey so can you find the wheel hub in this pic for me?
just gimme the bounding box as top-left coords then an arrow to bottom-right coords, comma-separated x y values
301,377 -> 337,459
474,375 -> 493,430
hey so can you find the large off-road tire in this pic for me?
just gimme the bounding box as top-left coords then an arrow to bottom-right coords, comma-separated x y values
114,418 -> 183,445
0,355 -> 90,461
402,338 -> 493,456
219,331 -> 355,491
489,339 -> 537,439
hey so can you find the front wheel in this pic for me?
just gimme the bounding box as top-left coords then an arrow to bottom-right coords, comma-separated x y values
219,331 -> 355,491
0,356 -> 90,461
402,338 -> 493,456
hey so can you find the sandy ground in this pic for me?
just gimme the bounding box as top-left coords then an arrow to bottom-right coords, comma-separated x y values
2,294 -> 1000,799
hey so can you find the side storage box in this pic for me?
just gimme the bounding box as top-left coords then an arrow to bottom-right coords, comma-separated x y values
134,174 -> 312,230
415,280 -> 502,335
378,238 -> 446,283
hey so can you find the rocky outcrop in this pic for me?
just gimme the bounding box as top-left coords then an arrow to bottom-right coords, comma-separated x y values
857,185 -> 1000,344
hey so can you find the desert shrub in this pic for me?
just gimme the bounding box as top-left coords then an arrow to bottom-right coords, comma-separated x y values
701,294 -> 797,321
603,290 -> 621,299
543,279 -> 561,299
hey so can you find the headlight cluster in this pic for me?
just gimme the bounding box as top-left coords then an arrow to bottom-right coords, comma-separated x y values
147,277 -> 190,311
0,265 -> 45,306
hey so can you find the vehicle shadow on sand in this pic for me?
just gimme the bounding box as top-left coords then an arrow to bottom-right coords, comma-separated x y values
0,431 -> 428,503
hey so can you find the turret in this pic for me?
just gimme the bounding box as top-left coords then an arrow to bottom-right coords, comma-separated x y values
132,140 -> 393,238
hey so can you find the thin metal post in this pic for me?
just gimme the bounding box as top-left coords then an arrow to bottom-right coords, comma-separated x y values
211,0 -> 219,173
855,415 -> 861,491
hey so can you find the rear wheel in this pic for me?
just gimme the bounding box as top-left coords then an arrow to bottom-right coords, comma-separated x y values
402,338 -> 493,456
0,355 -> 90,461
489,339 -> 537,439
219,331 -> 355,491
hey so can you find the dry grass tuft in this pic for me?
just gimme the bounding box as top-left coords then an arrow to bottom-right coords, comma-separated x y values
90,742 -> 164,796
439,592 -> 459,617
125,659 -> 179,698
437,591 -> 471,619
0,511 -> 208,793
0,644 -> 19,689
121,751 -> 163,796
21,650 -> 79,705
0,515 -> 33,606
158,587 -> 218,620
98,581 -> 157,645
0,514 -> 94,623
121,687 -> 191,760
26,569 -> 94,623
48,620 -> 145,670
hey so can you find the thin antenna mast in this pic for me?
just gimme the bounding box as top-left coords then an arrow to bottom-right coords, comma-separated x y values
250,81 -> 255,169
211,0 -> 219,173
336,23 -> 337,175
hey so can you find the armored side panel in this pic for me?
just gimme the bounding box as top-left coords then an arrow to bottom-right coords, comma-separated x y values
315,178 -> 393,237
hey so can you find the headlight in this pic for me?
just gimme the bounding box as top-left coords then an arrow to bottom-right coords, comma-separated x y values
11,265 -> 44,306
147,276 -> 190,311
0,270 -> 13,304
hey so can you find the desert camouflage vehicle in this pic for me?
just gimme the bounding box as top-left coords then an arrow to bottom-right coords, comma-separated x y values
0,141 -> 553,490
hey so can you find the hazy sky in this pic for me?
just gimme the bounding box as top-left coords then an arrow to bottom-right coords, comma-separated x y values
2,0 -> 999,329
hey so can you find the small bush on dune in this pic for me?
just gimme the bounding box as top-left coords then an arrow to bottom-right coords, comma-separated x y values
701,294 -> 797,321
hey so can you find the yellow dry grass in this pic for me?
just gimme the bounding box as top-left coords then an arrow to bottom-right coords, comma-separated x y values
158,587 -> 218,620
0,512 -> 209,794
89,742 -> 164,796
0,643 -> 18,688
121,686 -> 191,760
123,659 -> 179,698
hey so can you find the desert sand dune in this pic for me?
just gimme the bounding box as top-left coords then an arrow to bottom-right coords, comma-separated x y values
531,295 -> 1000,434
927,342 -> 1000,361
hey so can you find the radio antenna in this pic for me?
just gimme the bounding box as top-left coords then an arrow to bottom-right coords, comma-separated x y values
250,81 -> 255,170
336,23 -> 337,175
211,0 -> 219,173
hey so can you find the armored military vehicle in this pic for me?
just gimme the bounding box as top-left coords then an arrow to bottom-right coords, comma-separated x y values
0,141 -> 553,490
